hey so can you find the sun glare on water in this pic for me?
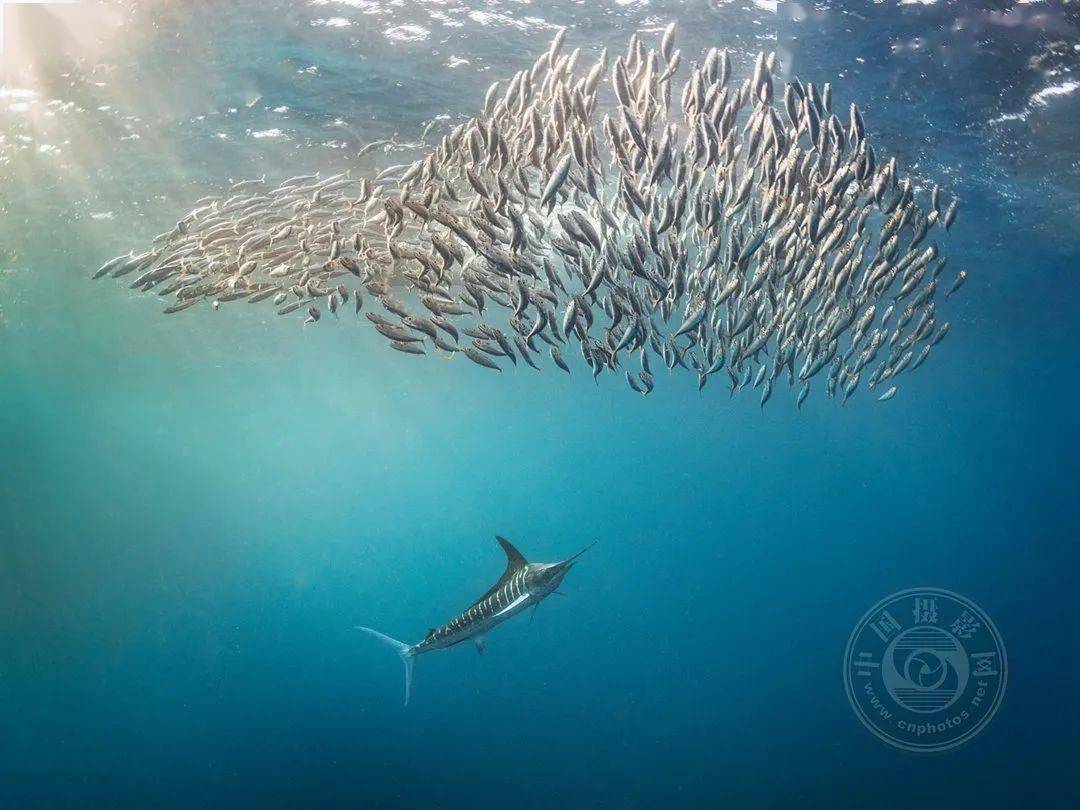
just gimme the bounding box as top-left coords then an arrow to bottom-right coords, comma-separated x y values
0,1 -> 112,68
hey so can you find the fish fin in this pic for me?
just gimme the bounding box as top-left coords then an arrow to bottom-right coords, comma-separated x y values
474,635 -> 486,655
495,536 -> 529,569
469,537 -> 530,610
493,592 -> 532,619
355,626 -> 416,706
529,604 -> 539,625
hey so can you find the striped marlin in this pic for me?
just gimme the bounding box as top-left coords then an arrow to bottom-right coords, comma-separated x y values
357,536 -> 594,705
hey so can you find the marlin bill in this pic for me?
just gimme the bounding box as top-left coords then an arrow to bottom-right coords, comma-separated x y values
357,536 -> 593,705
97,23 -> 965,407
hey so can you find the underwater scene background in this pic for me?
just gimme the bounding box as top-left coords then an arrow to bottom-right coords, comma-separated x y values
1,1 -> 1077,807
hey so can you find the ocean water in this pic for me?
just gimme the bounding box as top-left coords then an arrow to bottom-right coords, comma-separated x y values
1,1 -> 1077,807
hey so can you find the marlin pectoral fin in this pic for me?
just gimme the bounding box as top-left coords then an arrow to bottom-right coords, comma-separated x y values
529,604 -> 539,624
493,592 -> 531,619
474,635 -> 486,655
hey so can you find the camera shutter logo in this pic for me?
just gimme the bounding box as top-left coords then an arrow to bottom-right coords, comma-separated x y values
843,588 -> 1007,752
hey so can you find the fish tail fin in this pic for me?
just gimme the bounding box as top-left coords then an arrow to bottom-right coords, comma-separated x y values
355,626 -> 416,705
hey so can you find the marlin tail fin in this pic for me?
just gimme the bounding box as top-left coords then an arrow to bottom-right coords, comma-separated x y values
356,626 -> 415,706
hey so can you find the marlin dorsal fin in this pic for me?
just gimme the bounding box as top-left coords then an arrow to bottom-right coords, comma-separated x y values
495,536 -> 529,570
468,537 -> 530,610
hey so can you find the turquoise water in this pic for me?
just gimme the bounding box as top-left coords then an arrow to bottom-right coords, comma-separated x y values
1,1 -> 1077,806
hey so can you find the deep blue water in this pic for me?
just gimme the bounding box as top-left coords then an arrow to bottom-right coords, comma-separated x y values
1,1 -> 1077,807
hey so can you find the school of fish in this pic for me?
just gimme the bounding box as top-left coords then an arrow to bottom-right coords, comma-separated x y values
94,24 -> 966,407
